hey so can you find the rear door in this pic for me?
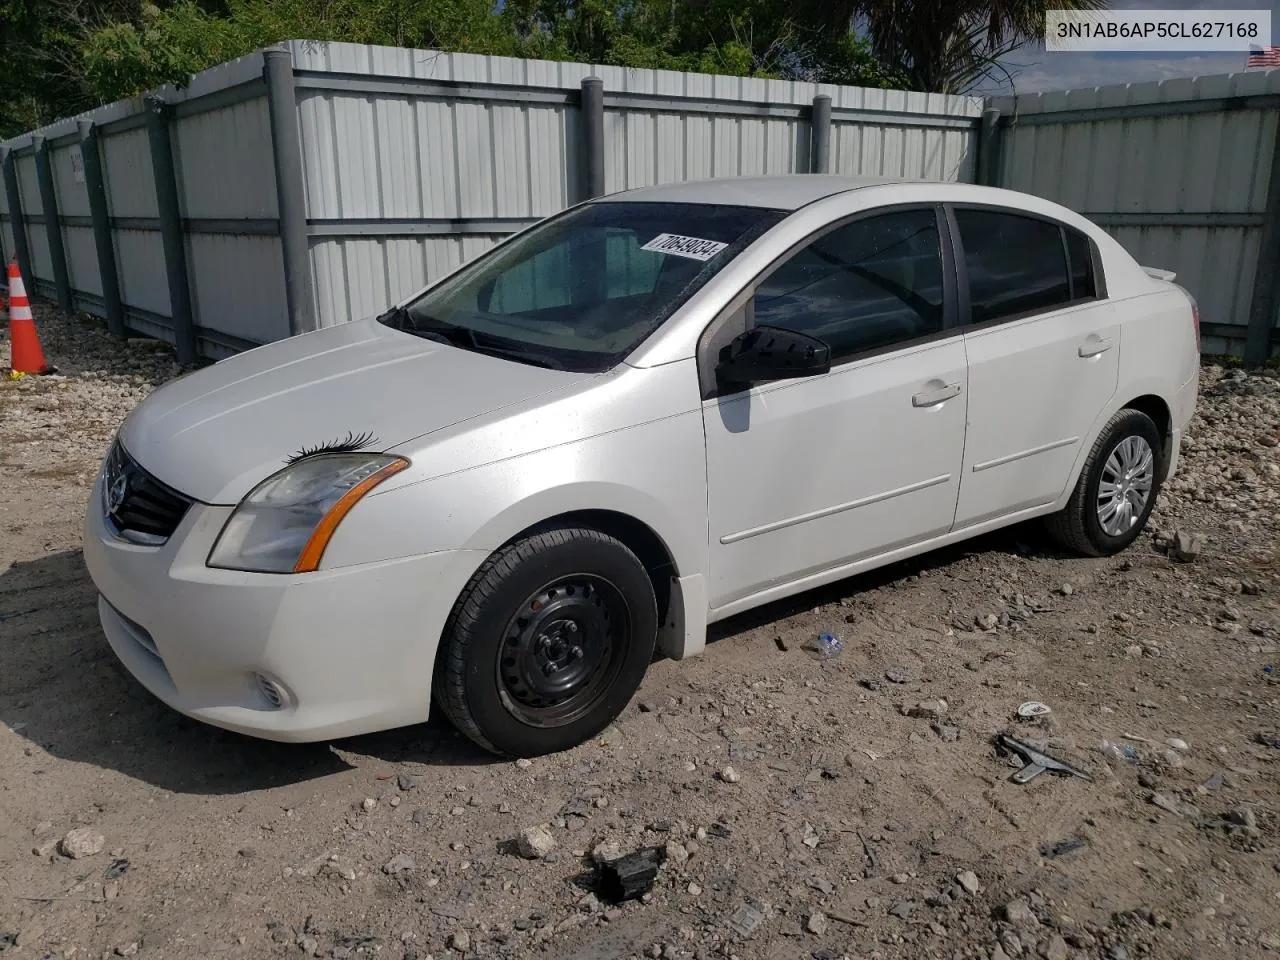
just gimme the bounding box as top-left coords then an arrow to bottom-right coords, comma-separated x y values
949,205 -> 1120,529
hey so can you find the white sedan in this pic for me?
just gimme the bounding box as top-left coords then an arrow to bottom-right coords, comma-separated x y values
84,176 -> 1200,757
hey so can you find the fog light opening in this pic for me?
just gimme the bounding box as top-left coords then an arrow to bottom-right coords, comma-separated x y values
253,673 -> 292,710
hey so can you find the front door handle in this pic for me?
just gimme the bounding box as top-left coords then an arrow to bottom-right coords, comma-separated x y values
1078,336 -> 1114,358
912,383 -> 962,407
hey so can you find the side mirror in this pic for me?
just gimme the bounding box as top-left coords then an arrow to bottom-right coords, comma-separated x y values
715,324 -> 831,386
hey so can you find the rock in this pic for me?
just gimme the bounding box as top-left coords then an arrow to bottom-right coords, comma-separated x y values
1166,737 -> 1189,752
806,910 -> 828,936
1170,530 -> 1203,562
1106,946 -> 1129,960
976,613 -> 1000,631
885,666 -> 912,684
687,881 -> 702,896
664,841 -> 689,867
515,758 -> 533,769
890,872 -> 910,884
383,854 -> 415,874
517,826 -> 557,860
888,900 -> 918,919
115,945 -> 139,957
449,931 -> 471,952
1149,792 -> 1183,816
1059,583 -> 1074,596
591,841 -> 622,864
991,947 -> 1012,960
360,798 -> 377,812
956,870 -> 981,895
906,699 -> 947,720
718,766 -> 741,784
397,774 -> 418,791
932,723 -> 961,742
1041,935 -> 1069,960
1001,898 -> 1040,929
59,828 -> 105,859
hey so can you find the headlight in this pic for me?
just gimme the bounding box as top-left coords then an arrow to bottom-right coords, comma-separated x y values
207,453 -> 409,573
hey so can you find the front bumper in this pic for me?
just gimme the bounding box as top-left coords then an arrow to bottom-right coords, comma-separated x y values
83,470 -> 484,742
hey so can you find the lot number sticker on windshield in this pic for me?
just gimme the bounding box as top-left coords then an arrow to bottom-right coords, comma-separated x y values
641,233 -> 728,261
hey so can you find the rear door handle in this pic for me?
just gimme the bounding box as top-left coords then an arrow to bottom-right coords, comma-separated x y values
1078,336 -> 1113,358
912,383 -> 962,407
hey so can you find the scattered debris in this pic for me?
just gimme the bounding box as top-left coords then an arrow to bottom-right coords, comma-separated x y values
1017,701 -> 1052,718
1100,740 -> 1141,763
596,846 -> 667,903
997,735 -> 1092,784
774,635 -> 790,652
103,858 -> 131,879
1255,731 -> 1280,749
726,903 -> 766,939
801,632 -> 844,660
1038,836 -> 1087,859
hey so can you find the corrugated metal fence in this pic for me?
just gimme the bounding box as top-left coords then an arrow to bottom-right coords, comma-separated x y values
1,40 -> 1277,362
986,69 -> 1280,361
0,41 -> 983,360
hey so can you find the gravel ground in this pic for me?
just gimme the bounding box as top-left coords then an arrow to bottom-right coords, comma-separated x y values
2,305 -> 1279,960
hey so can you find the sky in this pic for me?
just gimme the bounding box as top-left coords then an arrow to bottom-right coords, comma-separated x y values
975,0 -> 1279,94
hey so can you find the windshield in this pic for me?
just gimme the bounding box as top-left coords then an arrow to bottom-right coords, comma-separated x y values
381,201 -> 785,372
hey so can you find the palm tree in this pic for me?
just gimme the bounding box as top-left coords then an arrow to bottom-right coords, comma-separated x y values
790,0 -> 1109,93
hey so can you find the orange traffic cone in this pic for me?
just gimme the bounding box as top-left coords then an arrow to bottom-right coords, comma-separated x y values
7,261 -> 53,375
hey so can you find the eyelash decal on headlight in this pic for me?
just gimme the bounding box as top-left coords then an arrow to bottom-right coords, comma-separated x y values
285,430 -> 380,464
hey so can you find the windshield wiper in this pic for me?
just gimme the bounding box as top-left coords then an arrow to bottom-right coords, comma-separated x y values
386,309 -> 564,369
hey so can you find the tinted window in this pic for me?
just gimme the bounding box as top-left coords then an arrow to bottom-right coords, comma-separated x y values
752,209 -> 945,362
955,210 -> 1070,324
386,202 -> 784,372
1065,227 -> 1096,300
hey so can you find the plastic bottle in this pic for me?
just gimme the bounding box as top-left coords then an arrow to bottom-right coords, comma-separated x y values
801,632 -> 845,661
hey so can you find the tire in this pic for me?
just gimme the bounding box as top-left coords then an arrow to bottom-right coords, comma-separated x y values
1046,408 -> 1164,557
433,526 -> 658,757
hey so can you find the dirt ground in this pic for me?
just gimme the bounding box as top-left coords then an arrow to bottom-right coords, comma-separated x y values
2,306 -> 1279,960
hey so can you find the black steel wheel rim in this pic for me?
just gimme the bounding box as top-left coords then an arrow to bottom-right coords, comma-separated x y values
496,574 -> 631,728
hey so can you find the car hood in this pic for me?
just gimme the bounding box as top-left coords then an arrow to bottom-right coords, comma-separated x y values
119,319 -> 595,504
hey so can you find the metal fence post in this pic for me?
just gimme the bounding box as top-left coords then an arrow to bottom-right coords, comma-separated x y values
263,48 -> 316,337
810,95 -> 832,174
581,77 -> 605,200
145,95 -> 197,365
2,146 -> 33,286
32,135 -> 74,313
977,107 -> 1003,186
79,120 -> 125,339
1244,120 -> 1280,364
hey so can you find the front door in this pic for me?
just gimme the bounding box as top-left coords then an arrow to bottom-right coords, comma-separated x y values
701,207 -> 969,610
948,206 -> 1121,529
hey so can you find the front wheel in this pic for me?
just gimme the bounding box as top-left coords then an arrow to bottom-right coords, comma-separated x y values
433,527 -> 658,757
1045,408 -> 1163,557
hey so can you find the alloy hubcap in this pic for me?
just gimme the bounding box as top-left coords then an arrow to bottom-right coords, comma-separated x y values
1096,435 -> 1155,537
497,577 -> 629,728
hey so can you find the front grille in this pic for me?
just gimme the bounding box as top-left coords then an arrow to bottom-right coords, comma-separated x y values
103,441 -> 193,544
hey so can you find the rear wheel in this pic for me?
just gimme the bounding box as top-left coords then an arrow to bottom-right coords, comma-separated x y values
433,526 -> 657,757
1046,408 -> 1163,557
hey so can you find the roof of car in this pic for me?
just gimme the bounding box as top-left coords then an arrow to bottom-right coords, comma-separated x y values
603,175 -> 916,210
